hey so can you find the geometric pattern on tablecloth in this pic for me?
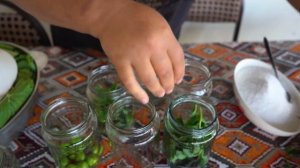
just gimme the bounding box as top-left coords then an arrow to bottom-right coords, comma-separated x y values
54,71 -> 87,87
43,46 -> 68,58
270,41 -> 296,50
43,91 -> 74,105
187,44 -> 229,59
276,51 -> 300,67
38,79 -> 60,95
208,153 -> 235,168
289,68 -> 300,85
184,52 -> 204,62
22,152 -> 56,168
82,59 -> 109,73
41,60 -> 68,77
228,138 -> 251,156
11,132 -> 43,159
98,147 -> 162,168
290,42 -> 300,54
11,123 -> 56,167
216,102 -> 248,128
211,79 -> 234,100
222,51 -> 254,65
238,42 -> 280,58
254,149 -> 300,168
267,59 -> 295,74
83,48 -> 108,58
217,42 -> 246,50
74,83 -> 88,96
282,133 -> 300,161
242,123 -> 289,147
212,130 -> 271,165
61,51 -> 95,67
27,105 -> 44,126
205,60 -> 232,77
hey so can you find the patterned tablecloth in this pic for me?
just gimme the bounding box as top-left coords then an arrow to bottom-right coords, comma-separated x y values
10,41 -> 300,168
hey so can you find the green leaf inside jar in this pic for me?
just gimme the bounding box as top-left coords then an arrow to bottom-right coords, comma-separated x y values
91,83 -> 120,124
166,104 -> 211,167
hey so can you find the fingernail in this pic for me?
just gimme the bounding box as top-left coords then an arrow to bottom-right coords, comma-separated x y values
176,78 -> 183,85
141,96 -> 149,104
158,90 -> 165,97
166,88 -> 173,94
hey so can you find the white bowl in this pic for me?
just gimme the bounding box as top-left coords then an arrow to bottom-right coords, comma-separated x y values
233,59 -> 300,136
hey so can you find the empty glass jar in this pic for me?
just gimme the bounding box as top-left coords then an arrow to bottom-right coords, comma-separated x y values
172,58 -> 212,98
86,65 -> 127,133
106,96 -> 160,167
41,97 -> 103,168
163,94 -> 219,168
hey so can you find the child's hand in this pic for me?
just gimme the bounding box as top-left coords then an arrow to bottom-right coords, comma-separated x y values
95,1 -> 185,104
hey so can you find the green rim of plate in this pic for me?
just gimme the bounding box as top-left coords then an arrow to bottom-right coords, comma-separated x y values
0,42 -> 37,128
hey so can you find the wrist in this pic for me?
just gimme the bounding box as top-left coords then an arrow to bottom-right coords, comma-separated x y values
78,0 -> 131,39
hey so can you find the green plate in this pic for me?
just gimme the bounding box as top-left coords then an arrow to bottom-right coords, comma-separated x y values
0,42 -> 39,145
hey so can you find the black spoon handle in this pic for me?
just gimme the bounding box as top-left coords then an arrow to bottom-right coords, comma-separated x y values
263,37 -> 278,78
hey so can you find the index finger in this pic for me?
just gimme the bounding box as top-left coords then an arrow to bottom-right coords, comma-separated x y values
168,41 -> 185,84
114,62 -> 149,104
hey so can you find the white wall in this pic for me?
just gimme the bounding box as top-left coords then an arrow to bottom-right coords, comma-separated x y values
179,0 -> 300,43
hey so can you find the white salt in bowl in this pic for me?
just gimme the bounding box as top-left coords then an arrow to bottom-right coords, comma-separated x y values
233,59 -> 300,136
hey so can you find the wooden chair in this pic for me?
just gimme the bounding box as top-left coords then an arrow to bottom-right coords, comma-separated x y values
187,0 -> 244,41
0,1 -> 50,47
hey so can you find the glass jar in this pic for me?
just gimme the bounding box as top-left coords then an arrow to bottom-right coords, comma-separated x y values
106,96 -> 160,167
0,145 -> 19,168
41,97 -> 103,168
172,58 -> 212,98
86,65 -> 127,133
163,94 -> 219,168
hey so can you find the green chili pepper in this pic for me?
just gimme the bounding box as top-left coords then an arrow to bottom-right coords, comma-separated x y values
75,152 -> 86,161
87,155 -> 98,166
78,161 -> 89,168
60,157 -> 69,167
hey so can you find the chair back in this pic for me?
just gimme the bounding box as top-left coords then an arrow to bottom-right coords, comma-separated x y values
0,1 -> 50,47
188,0 -> 243,22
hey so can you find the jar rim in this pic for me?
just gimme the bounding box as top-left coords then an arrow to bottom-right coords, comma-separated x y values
179,59 -> 211,88
106,96 -> 157,135
87,65 -> 126,95
41,97 -> 92,137
168,94 -> 218,136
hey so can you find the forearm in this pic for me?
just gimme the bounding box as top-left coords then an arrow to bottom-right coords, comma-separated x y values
11,0 -> 129,37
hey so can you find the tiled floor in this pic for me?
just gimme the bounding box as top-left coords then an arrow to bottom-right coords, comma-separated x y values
179,0 -> 300,44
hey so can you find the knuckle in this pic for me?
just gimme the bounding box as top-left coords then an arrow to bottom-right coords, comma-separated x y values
160,69 -> 172,79
143,77 -> 159,88
122,78 -> 135,91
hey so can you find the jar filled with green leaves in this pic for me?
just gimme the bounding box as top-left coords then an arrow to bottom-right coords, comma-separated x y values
163,94 -> 219,168
86,65 -> 127,133
172,58 -> 212,98
106,96 -> 161,167
41,97 -> 103,168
